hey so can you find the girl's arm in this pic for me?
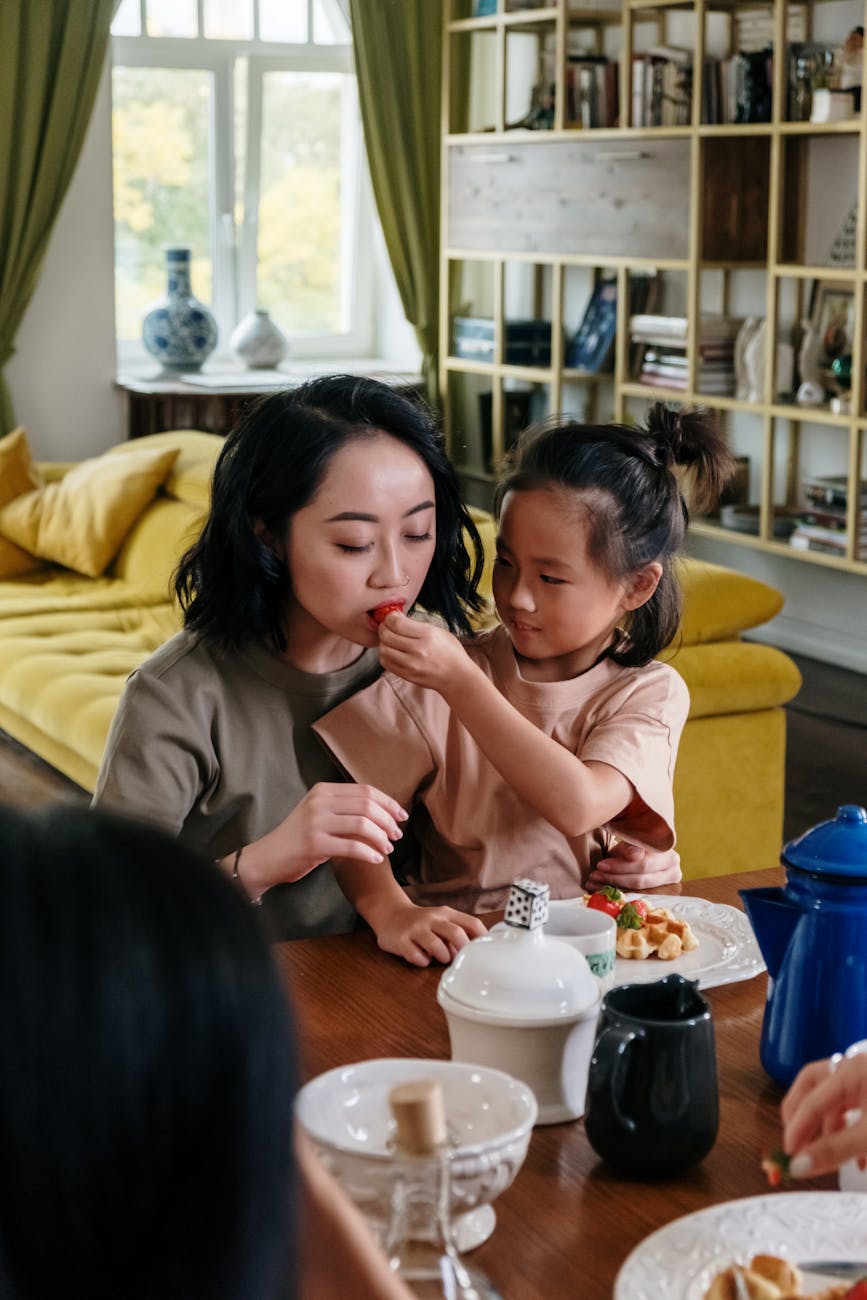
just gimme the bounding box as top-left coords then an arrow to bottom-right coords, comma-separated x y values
377,614 -> 634,839
331,857 -> 487,967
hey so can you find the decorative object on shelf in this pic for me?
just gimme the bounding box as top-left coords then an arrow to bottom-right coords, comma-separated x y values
142,246 -> 217,375
742,317 -> 767,403
229,309 -> 289,370
795,317 -> 825,408
736,47 -> 772,123
810,88 -> 857,123
828,202 -> 857,267
811,281 -> 855,367
734,317 -> 762,400
566,278 -> 617,371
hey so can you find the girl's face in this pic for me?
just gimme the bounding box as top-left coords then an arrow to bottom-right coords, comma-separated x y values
493,486 -> 656,682
281,432 -> 437,664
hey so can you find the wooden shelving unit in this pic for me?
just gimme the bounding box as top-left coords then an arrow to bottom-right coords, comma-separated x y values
440,0 -> 867,573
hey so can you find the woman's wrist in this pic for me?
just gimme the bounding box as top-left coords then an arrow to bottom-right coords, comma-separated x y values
228,844 -> 266,904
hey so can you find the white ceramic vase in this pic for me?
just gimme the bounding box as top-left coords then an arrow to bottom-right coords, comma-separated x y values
230,309 -> 289,369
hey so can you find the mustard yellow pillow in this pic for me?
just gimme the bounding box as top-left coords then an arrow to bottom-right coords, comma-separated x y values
0,444 -> 180,578
0,428 -> 45,577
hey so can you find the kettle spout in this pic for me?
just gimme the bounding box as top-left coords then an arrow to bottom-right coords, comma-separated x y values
738,887 -> 799,979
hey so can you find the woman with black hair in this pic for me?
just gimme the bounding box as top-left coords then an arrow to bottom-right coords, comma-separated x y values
93,375 -> 487,945
0,803 -> 296,1300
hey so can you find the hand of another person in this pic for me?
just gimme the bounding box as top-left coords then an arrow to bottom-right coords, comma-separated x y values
377,613 -> 475,697
372,897 -> 487,968
244,783 -> 409,897
586,842 -> 682,891
782,1051 -> 867,1178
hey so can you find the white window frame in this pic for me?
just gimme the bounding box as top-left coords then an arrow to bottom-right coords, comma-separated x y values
111,26 -> 376,369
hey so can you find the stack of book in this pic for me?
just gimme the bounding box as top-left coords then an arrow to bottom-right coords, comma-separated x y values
789,475 -> 867,560
629,315 -> 741,395
632,47 -> 692,126
567,55 -> 619,128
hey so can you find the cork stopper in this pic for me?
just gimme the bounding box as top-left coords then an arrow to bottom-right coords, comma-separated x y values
388,1078 -> 448,1156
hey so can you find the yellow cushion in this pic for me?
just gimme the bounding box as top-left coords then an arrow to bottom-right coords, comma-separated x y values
0,428 -> 45,578
102,429 -> 220,508
675,558 -> 784,645
0,445 -> 179,578
661,640 -> 802,717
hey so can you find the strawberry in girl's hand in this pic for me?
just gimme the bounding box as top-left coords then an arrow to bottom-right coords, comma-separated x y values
371,600 -> 406,625
760,1148 -> 791,1188
843,1280 -> 867,1299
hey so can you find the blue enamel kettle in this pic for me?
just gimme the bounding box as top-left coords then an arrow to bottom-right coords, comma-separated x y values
740,805 -> 867,1087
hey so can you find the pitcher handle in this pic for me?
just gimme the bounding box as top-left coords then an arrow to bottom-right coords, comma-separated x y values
589,1025 -> 643,1135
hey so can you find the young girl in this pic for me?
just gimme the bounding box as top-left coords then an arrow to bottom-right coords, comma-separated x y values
314,403 -> 734,966
93,375 -> 486,943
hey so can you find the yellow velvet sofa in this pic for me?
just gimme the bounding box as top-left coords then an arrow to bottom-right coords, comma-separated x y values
0,429 -> 801,876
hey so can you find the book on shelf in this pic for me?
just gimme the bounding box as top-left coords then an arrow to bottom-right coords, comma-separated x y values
631,49 -> 692,127
566,278 -> 617,371
567,55 -> 619,128
803,474 -> 867,510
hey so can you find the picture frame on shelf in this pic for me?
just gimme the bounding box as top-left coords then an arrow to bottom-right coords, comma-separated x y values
566,278 -> 617,372
809,279 -> 855,368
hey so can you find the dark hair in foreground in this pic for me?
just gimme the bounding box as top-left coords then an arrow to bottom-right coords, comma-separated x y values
176,374 -> 484,650
0,805 -> 296,1300
495,403 -> 734,666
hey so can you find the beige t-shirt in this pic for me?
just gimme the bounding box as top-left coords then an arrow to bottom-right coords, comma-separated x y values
93,631 -> 382,939
314,625 -> 689,913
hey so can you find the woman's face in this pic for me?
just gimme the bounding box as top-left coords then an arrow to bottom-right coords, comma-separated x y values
283,432 -> 437,656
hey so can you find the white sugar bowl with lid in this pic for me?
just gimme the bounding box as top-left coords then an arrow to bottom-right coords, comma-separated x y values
437,879 -> 602,1125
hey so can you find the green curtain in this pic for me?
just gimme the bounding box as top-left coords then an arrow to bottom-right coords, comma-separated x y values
348,0 -> 445,406
0,1 -> 117,436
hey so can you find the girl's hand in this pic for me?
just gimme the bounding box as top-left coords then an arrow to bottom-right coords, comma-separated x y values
377,613 -> 474,697
782,1051 -> 867,1178
243,783 -> 408,896
372,897 -> 487,968
586,843 -> 682,891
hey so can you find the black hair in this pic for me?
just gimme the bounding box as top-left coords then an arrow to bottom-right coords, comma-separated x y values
176,375 -> 484,650
494,403 -> 734,666
0,805 -> 295,1300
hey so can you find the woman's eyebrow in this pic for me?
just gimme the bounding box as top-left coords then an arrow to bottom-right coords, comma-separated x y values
326,500 -> 435,523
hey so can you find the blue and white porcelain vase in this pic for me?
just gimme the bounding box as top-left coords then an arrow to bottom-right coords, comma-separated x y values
229,308 -> 289,369
142,246 -> 218,373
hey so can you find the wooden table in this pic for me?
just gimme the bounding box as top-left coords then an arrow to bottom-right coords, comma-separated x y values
276,869 -> 834,1300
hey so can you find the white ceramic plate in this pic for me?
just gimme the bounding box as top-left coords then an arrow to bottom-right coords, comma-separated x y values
547,895 -> 765,990
614,1191 -> 867,1299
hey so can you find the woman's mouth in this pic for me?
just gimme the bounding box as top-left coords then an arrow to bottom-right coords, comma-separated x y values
369,600 -> 406,626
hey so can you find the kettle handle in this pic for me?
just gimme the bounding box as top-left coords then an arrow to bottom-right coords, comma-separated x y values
589,1024 -> 643,1135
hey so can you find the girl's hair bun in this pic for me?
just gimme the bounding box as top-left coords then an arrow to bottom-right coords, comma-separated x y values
644,401 -> 735,512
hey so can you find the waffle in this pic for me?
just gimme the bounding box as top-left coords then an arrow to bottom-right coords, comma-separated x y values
703,1255 -> 849,1300
615,906 -> 699,961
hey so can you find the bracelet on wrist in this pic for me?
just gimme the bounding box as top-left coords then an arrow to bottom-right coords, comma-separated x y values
232,846 -> 263,907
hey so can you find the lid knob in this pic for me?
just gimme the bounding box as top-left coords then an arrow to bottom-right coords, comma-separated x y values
838,805 -> 867,825
504,878 -> 549,931
388,1078 -> 448,1156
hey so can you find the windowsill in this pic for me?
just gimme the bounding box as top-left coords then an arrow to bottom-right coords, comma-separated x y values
116,357 -> 424,394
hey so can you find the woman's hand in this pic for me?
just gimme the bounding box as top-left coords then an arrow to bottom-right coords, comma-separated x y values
371,896 -> 487,968
782,1050 -> 867,1178
240,783 -> 408,897
377,613 -> 476,698
586,843 -> 682,891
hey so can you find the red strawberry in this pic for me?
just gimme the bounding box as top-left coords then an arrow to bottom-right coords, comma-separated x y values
371,601 -> 405,625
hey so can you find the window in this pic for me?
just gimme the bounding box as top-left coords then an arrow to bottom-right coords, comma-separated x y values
111,0 -> 379,365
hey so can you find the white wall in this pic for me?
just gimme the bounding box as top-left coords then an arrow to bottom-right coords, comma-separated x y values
6,57 -> 866,673
6,62 -> 124,459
